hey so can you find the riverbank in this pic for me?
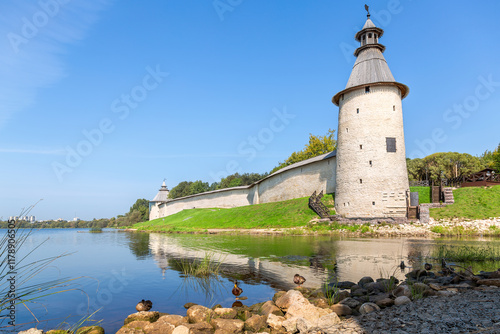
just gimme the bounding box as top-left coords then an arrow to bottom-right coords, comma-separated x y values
66,267 -> 500,334
125,215 -> 500,238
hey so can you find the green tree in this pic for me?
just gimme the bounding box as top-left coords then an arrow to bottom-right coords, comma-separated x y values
128,198 -> 149,222
271,129 -> 336,174
492,143 -> 500,171
169,181 -> 193,199
189,180 -> 210,195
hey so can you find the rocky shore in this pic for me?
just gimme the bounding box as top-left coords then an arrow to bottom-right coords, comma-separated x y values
19,267 -> 500,334
127,216 -> 500,238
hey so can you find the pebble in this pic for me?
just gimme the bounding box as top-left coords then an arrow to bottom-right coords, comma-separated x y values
323,289 -> 500,333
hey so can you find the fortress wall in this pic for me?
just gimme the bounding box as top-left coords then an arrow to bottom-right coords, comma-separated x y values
162,187 -> 252,217
258,158 -> 336,203
151,154 -> 336,219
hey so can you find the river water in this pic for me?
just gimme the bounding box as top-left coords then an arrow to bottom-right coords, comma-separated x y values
3,229 -> 500,333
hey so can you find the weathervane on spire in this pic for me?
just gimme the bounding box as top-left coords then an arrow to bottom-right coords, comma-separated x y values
365,4 -> 370,18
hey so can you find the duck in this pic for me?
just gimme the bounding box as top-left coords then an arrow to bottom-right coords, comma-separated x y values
232,281 -> 243,299
136,299 -> 152,312
293,274 -> 306,287
399,261 -> 406,270
424,263 -> 432,271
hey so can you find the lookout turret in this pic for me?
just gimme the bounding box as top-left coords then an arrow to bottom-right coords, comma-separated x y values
332,9 -> 410,218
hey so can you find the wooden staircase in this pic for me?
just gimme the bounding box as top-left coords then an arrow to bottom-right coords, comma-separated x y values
308,190 -> 331,218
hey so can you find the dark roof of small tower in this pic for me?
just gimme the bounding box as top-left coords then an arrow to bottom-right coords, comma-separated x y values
333,11 -> 409,105
152,181 -> 169,202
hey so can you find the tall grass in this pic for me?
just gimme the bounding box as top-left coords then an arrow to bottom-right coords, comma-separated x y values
432,244 -> 500,262
0,203 -> 87,331
176,252 -> 226,278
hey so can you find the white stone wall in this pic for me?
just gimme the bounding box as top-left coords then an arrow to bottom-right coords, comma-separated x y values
151,156 -> 336,219
149,203 -> 162,220
335,85 -> 409,218
162,187 -> 252,217
257,158 -> 336,204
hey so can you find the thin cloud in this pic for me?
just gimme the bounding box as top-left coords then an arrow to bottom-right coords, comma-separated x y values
0,147 -> 65,155
0,0 -> 113,128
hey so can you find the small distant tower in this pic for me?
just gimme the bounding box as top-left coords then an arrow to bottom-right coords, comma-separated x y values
332,7 -> 410,218
149,181 -> 170,220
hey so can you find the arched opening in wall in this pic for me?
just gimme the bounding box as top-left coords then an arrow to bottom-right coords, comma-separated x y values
369,160 -> 372,166
357,108 -> 359,114
360,145 -> 363,150
365,86 -> 370,93
393,105 -> 396,111
360,179 -> 363,184
372,201 -> 375,205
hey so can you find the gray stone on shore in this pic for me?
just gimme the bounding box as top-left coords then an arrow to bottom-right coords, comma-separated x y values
330,303 -> 352,316
359,302 -> 380,314
394,295 -> 411,305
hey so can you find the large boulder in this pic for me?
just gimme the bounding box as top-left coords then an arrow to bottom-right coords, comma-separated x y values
272,290 -> 287,302
76,326 -> 105,334
275,290 -> 307,311
144,315 -> 188,334
333,290 -> 350,304
116,327 -> 146,334
259,300 -> 283,317
172,325 -> 190,334
330,303 -> 352,316
357,276 -> 374,287
339,297 -> 360,309
211,318 -> 244,334
285,295 -> 332,323
185,322 -> 215,334
244,314 -> 267,332
267,313 -> 286,331
317,312 -> 341,334
282,316 -> 299,333
187,305 -> 214,324
214,308 -> 237,319
124,311 -> 160,325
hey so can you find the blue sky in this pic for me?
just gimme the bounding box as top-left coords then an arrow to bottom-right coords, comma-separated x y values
1,1 -> 499,221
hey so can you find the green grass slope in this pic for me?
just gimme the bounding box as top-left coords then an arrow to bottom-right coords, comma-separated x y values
134,195 -> 335,232
410,186 -> 431,204
431,185 -> 500,220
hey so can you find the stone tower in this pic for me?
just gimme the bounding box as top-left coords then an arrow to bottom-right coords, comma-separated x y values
149,181 -> 170,220
332,10 -> 410,218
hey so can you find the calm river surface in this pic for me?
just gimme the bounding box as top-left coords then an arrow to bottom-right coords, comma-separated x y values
5,229 -> 500,333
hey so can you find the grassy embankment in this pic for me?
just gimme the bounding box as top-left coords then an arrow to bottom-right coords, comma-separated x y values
429,185 -> 500,236
409,186 -> 431,204
134,195 -> 333,232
